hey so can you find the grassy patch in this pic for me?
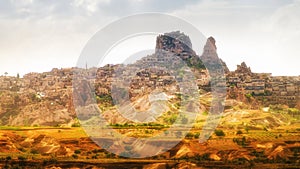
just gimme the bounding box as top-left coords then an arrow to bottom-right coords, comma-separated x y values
0,126 -> 21,130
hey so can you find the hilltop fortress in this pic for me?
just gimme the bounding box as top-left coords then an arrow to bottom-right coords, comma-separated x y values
0,31 -> 299,126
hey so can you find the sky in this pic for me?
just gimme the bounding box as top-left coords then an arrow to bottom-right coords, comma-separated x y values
0,0 -> 300,76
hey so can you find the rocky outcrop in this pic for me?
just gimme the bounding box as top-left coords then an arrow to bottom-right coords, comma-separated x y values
235,62 -> 252,75
155,31 -> 205,69
201,36 -> 230,74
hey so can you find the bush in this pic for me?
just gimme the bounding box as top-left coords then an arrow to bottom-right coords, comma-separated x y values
72,154 -> 78,159
30,149 -> 39,154
74,149 -> 81,154
164,114 -> 178,124
71,123 -> 81,127
6,156 -> 12,161
202,111 -> 208,116
236,130 -> 243,135
185,132 -> 194,139
194,153 -> 210,161
214,129 -> 225,136
43,157 -> 57,165
92,149 -> 101,154
194,132 -> 200,139
18,156 -> 26,161
92,155 -> 98,159
233,136 -> 247,147
245,93 -> 252,98
105,153 -> 115,158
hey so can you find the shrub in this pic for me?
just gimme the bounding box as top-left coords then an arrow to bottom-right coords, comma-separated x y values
245,93 -> 252,98
202,111 -> 208,116
74,149 -> 81,154
6,156 -> 12,161
194,132 -> 200,139
30,149 -> 39,154
43,157 -> 57,165
214,129 -> 225,136
91,155 -> 98,159
18,156 -> 26,161
164,114 -> 178,124
92,149 -> 101,153
71,123 -> 81,127
233,136 -> 247,147
72,154 -> 78,159
236,130 -> 243,135
105,153 -> 115,158
185,132 -> 194,139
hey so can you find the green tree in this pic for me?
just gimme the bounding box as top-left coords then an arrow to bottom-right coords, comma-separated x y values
236,130 -> 243,135
194,132 -> 200,139
214,129 -> 225,136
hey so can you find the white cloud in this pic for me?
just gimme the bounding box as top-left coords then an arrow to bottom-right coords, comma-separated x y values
171,0 -> 300,75
0,0 -> 299,76
0,1 -> 116,76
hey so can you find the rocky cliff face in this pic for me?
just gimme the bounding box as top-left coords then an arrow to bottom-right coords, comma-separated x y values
200,36 -> 230,74
155,31 -> 205,70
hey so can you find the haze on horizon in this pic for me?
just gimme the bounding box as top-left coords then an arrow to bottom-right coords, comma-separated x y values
0,0 -> 300,77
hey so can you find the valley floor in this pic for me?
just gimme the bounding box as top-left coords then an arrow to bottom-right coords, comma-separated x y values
0,126 -> 299,169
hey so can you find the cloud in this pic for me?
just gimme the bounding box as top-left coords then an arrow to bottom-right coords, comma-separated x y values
259,0 -> 300,75
0,0 -> 299,76
171,0 -> 300,75
0,0 -> 116,76
0,0 -> 201,76
95,0 -> 199,16
0,0 -> 200,20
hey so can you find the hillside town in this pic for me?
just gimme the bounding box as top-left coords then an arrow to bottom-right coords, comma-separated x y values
227,62 -> 300,107
0,32 -> 299,126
